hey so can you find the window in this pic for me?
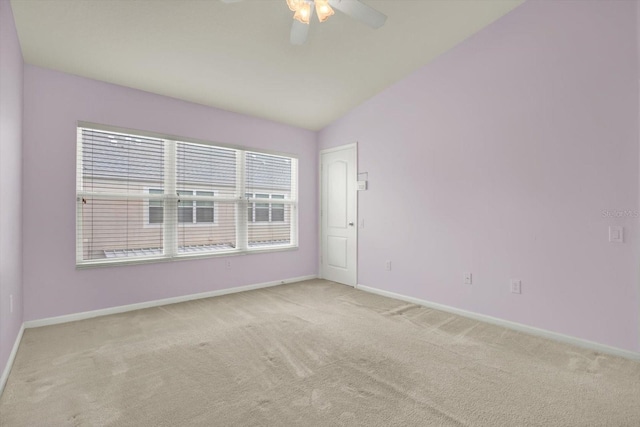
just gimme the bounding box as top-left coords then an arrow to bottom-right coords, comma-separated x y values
149,189 -> 215,225
271,194 -> 285,222
246,193 -> 286,223
77,126 -> 298,266
196,191 -> 214,223
148,189 -> 164,224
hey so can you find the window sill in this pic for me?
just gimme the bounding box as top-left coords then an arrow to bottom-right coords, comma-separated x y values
75,245 -> 299,269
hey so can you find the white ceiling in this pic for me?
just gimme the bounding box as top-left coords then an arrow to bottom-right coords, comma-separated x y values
11,0 -> 523,130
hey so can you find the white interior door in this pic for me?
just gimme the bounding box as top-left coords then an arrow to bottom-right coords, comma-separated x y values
320,144 -> 357,286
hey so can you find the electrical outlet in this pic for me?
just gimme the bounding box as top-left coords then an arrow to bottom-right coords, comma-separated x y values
225,260 -> 232,270
463,273 -> 472,285
609,226 -> 623,243
510,280 -> 522,294
10,294 -> 13,313
385,260 -> 392,271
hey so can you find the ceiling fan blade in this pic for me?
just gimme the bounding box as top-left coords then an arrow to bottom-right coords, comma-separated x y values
328,0 -> 387,29
290,20 -> 309,45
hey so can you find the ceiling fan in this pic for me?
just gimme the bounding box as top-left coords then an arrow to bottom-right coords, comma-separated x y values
221,0 -> 387,45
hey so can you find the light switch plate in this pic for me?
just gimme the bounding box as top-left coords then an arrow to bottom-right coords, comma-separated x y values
357,180 -> 368,191
609,226 -> 623,243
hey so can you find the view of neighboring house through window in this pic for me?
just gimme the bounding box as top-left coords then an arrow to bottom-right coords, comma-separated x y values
195,192 -> 215,223
271,194 -> 285,222
149,189 -> 164,224
77,126 -> 298,266
246,193 -> 285,223
149,189 -> 215,224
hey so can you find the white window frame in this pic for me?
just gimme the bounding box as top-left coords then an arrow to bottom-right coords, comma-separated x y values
76,124 -> 298,268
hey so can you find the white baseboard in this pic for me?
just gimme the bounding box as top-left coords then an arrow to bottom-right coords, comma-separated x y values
25,275 -> 317,329
0,323 -> 25,397
356,284 -> 640,361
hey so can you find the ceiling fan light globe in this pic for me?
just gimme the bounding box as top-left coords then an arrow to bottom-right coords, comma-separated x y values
293,2 -> 311,24
315,1 -> 334,22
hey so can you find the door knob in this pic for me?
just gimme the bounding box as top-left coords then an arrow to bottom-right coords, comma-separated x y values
348,222 -> 354,226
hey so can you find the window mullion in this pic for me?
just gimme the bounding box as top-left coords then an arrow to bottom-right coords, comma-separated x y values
164,140 -> 177,258
76,128 -> 84,264
236,151 -> 247,250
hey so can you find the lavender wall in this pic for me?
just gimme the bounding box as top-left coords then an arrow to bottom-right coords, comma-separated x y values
0,0 -> 24,373
319,0 -> 640,352
22,66 -> 317,321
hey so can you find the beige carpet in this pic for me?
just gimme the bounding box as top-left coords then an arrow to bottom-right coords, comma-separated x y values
1,279 -> 639,426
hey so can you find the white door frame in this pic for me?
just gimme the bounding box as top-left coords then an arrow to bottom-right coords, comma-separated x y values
319,143 -> 358,286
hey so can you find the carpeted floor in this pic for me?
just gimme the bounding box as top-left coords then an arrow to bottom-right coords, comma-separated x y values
1,279 -> 639,426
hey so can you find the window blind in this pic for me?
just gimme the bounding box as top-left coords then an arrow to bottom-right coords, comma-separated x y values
245,152 -> 297,248
77,127 -> 298,266
77,129 -> 165,262
176,142 -> 237,254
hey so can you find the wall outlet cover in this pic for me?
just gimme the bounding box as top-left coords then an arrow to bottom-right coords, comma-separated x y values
463,273 -> 472,285
609,226 -> 623,243
510,280 -> 522,294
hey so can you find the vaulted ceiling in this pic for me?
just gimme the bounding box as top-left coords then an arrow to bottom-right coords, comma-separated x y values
11,0 -> 523,130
